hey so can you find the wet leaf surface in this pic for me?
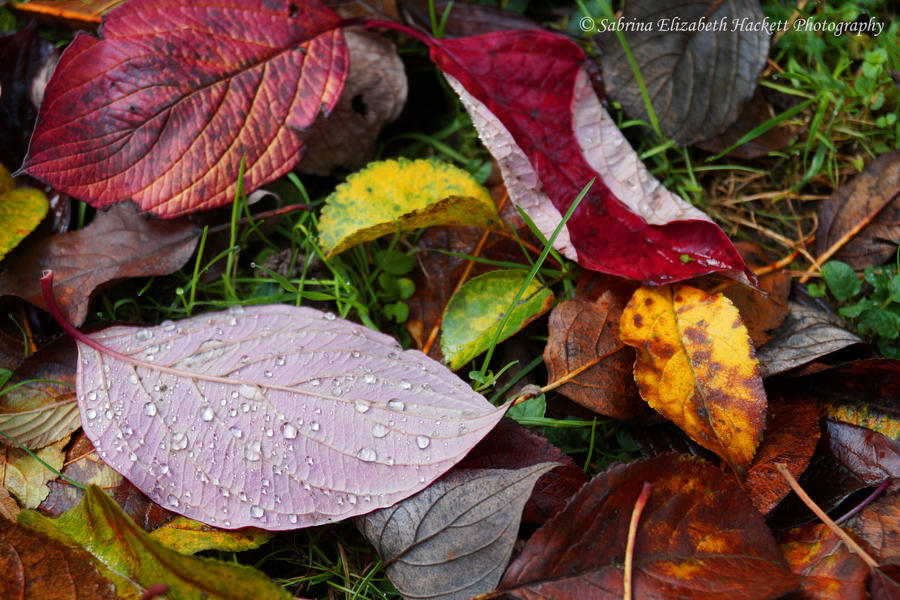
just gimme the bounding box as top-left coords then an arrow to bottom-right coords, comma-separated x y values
497,454 -> 798,599
780,523 -> 869,600
620,285 -> 766,471
816,150 -> 900,269
0,203 -> 199,326
359,463 -> 554,600
601,0 -> 768,146
69,304 -> 505,529
22,0 -> 348,218
823,419 -> 900,483
0,515 -> 117,600
319,158 -> 497,257
441,270 -> 553,370
19,485 -> 293,599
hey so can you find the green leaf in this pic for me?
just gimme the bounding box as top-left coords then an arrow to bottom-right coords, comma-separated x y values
888,277 -> 900,303
18,486 -> 292,600
822,261 -> 860,301
441,270 -> 554,371
148,517 -> 273,555
375,249 -> 415,275
858,308 -> 900,340
319,158 -> 499,257
508,394 -> 546,422
0,185 -> 49,262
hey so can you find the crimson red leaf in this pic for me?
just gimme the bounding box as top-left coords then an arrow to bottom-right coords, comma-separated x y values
21,0 -> 347,217
419,30 -> 751,284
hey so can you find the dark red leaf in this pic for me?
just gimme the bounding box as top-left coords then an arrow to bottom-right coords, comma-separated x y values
21,0 -> 347,218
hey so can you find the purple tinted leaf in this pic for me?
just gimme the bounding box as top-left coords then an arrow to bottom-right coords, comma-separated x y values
75,305 -> 505,530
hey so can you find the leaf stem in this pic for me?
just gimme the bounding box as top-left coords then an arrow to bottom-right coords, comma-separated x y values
624,482 -> 652,600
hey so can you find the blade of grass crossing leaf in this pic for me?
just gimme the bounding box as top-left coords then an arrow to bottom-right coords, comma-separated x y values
223,157 -> 247,302
477,179 -> 594,378
0,429 -> 86,490
187,226 -> 210,317
707,98 -> 815,161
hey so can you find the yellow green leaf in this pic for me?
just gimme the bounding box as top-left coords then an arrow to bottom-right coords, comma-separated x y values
18,485 -> 291,600
2,436 -> 68,508
319,158 -> 498,257
0,187 -> 49,261
619,285 -> 767,472
0,163 -> 14,193
441,270 -> 554,371
149,516 -> 273,554
821,402 -> 899,441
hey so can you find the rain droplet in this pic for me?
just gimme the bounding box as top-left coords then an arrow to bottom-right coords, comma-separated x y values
309,421 -> 320,432
250,505 -> 265,519
363,373 -> 376,384
275,356 -> 285,366
229,409 -> 237,417
245,440 -> 262,461
159,463 -> 170,475
135,329 -> 152,341
170,433 -> 188,451
129,452 -> 137,462
86,391 -> 97,402
200,407 -> 214,422
399,380 -> 412,390
240,355 -> 250,364
232,390 -> 240,398
351,350 -> 360,358
387,399 -> 405,411
241,403 -> 250,413
357,447 -> 377,462
371,423 -> 389,438
85,408 -> 97,419
264,370 -> 273,378
166,494 -> 179,507
128,373 -> 139,385
416,435 -> 431,449
143,403 -> 157,417
309,378 -> 321,386
229,426 -> 243,438
324,312 -> 336,321
265,428 -> 274,437
162,320 -> 176,331
104,410 -> 113,420
354,400 -> 371,413
282,423 -> 298,439
348,494 -> 357,505
289,514 -> 298,524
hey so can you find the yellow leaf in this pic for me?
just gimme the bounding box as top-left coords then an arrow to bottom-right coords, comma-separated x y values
619,285 -> 766,472
149,516 -> 273,554
319,158 -> 499,257
0,186 -> 49,261
0,163 -> 14,193
2,436 -> 68,508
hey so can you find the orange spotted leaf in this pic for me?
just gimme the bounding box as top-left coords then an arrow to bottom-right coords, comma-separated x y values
780,523 -> 869,600
619,285 -> 767,472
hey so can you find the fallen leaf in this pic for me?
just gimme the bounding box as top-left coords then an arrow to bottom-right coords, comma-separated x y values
19,485 -> 292,599
0,486 -> 19,521
0,183 -> 48,263
440,269 -> 553,370
39,433 -> 126,518
601,0 -> 768,146
21,0 -> 348,218
824,419 -> 900,483
630,421 -> 718,462
816,151 -> 900,269
0,516 -> 118,600
0,335 -> 80,449
9,0 -> 125,29
619,285 -> 767,472
780,523 -> 869,600
149,517 -> 273,555
871,566 -> 900,600
542,296 -> 644,419
1,436 -> 68,509
457,418 -> 587,523
358,463 -> 555,600
0,23 -> 57,167
0,203 -> 199,326
847,491 -> 900,564
327,0 -> 399,20
756,302 -> 863,378
61,303 -> 506,529
319,158 -> 498,257
297,29 -> 407,175
400,0 -> 543,38
497,454 -> 798,599
424,29 -> 752,284
744,395 -> 821,515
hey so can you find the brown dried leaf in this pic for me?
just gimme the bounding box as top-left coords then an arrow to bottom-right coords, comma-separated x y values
816,151 -> 900,269
848,491 -> 900,565
0,203 -> 199,326
399,0 -> 543,38
780,523 -> 869,600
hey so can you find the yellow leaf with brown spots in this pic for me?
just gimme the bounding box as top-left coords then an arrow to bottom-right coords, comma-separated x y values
619,285 -> 767,472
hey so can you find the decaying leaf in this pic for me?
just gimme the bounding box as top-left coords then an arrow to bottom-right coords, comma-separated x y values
21,0 -> 348,218
744,395 -> 821,515
780,523 -> 869,600
61,303 -> 505,529
359,463 -> 555,600
497,454 -> 798,599
149,517 -> 273,555
0,516 -> 118,600
847,491 -> 900,565
816,151 -> 900,269
756,302 -> 863,378
542,296 -> 643,419
619,285 -> 767,472
0,486 -> 20,522
601,0 -> 768,146
0,203 -> 199,326
298,29 -> 407,175
440,270 -> 553,370
319,158 -> 498,257
19,485 -> 292,599
0,335 -> 80,449
1,437 -> 68,509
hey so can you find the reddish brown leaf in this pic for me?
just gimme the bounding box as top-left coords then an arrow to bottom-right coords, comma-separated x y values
780,523 -> 869,600
457,418 -> 587,524
744,395 -> 821,515
870,566 -> 900,600
0,203 -> 199,326
695,88 -> 799,159
816,150 -> 900,269
22,0 -> 348,218
542,295 -> 644,419
848,491 -> 900,565
0,516 -> 118,599
824,420 -> 900,484
496,454 -> 798,599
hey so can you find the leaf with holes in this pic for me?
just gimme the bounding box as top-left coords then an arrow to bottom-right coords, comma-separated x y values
44,281 -> 506,529
21,0 -> 348,218
358,463 -> 555,600
619,285 -> 767,472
